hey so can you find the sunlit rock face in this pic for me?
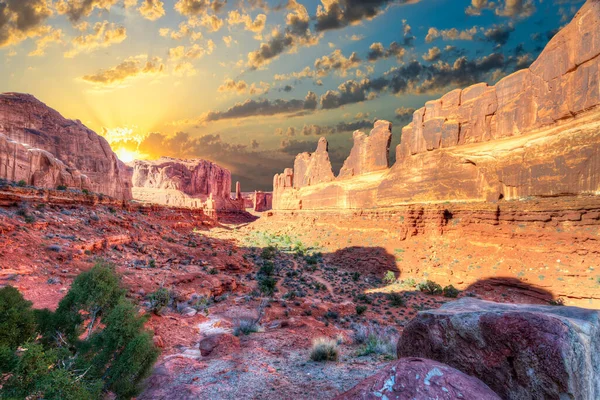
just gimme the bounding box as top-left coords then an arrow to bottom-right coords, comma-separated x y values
131,157 -> 243,212
0,93 -> 132,200
273,0 -> 600,210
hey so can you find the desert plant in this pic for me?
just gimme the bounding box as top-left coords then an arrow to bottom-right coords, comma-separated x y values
232,317 -> 260,336
443,285 -> 460,298
549,298 -> 565,306
258,276 -> 277,296
351,271 -> 361,281
388,292 -> 405,307
16,180 -> 26,187
383,270 -> 397,284
417,280 -> 443,295
56,185 -> 67,191
353,323 -> 398,358
147,288 -> 171,314
355,305 -> 367,315
310,337 -> 338,362
260,245 -> 276,260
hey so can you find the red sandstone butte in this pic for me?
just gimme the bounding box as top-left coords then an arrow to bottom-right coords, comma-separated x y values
273,0 -> 600,210
130,157 -> 243,212
0,93 -> 131,200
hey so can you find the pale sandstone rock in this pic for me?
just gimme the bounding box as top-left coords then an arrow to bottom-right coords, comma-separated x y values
338,120 -> 392,178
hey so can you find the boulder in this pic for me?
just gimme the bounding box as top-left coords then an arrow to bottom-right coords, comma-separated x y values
335,357 -> 501,400
0,93 -> 131,200
198,333 -> 239,357
398,298 -> 600,400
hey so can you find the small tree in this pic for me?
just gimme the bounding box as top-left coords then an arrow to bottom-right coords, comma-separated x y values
383,270 -> 396,284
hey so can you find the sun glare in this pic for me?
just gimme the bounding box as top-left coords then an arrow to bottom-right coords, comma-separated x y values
115,148 -> 138,163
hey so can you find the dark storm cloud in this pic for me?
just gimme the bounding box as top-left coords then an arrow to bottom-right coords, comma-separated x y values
202,91 -> 318,122
394,107 -> 415,123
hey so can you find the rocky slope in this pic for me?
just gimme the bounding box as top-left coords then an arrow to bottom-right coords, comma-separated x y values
0,93 -> 131,201
131,157 -> 244,212
273,0 -> 600,210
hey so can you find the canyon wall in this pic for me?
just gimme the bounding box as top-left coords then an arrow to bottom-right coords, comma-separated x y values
131,157 -> 243,212
273,0 -> 600,210
0,93 -> 132,201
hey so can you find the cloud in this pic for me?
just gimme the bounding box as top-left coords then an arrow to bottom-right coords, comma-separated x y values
55,0 -> 119,22
159,20 -> 203,41
395,106 -> 415,123
367,41 -> 405,62
174,0 -> 225,16
200,14 -> 224,32
0,0 -> 53,48
138,0 -> 165,20
28,28 -> 63,56
466,0 -> 535,18
168,40 -> 214,60
173,61 -> 197,76
64,21 -> 126,58
251,139 -> 260,149
315,0 -> 420,32
80,54 -> 164,86
422,46 -> 441,62
217,78 -> 270,95
246,0 -> 320,69
425,26 -> 478,43
314,49 -> 361,77
227,10 -> 266,38
198,91 -> 317,122
484,23 -> 515,46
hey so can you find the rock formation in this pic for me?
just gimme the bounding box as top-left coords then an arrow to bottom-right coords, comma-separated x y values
0,93 -> 132,201
292,137 -> 335,189
398,298 -> 600,400
131,157 -> 243,212
273,0 -> 600,210
253,191 -> 272,212
336,357 -> 501,400
338,120 -> 392,178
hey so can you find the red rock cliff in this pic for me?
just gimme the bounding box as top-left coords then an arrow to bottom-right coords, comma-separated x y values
131,157 -> 243,212
273,0 -> 600,210
0,93 -> 132,201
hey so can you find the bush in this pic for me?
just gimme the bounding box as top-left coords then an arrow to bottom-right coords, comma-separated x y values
258,276 -> 277,296
443,285 -> 460,298
549,298 -> 565,306
388,292 -> 405,307
82,189 -> 89,195
353,323 -> 398,358
148,259 -> 156,268
232,317 -> 260,336
0,261 -> 158,399
56,185 -> 67,191
17,180 -> 26,187
24,214 -> 35,224
355,305 -> 367,315
383,270 -> 396,284
417,280 -> 443,295
148,288 -> 171,314
310,337 -> 338,362
0,286 -> 36,350
260,245 -> 276,260
259,260 -> 274,276
351,272 -> 360,281
304,253 -> 321,265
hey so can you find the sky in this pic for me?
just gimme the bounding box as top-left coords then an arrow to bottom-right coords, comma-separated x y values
0,0 -> 585,190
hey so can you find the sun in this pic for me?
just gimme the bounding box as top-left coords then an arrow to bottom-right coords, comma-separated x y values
115,148 -> 139,163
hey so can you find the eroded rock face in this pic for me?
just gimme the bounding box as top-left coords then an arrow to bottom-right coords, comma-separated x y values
338,120 -> 392,178
292,137 -> 335,189
336,357 -> 501,400
0,93 -> 132,200
272,0 -> 600,210
398,298 -> 600,400
131,157 -> 243,212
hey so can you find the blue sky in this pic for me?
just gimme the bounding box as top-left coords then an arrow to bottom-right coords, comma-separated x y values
0,0 -> 585,189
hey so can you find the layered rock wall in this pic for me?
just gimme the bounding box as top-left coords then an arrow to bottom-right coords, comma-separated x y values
273,0 -> 600,210
131,157 -> 243,212
0,93 -> 132,200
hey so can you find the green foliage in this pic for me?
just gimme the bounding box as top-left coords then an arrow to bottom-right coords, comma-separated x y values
233,317 -> 260,336
148,258 -> 156,268
259,260 -> 274,276
56,184 -> 67,191
388,292 -> 405,307
417,280 -> 443,295
549,298 -> 565,306
148,287 -> 171,314
351,271 -> 361,281
383,270 -> 397,284
0,286 -> 36,349
258,276 -> 277,296
353,324 -> 398,358
17,179 -> 27,187
355,305 -> 367,315
0,260 -> 159,400
260,245 -> 277,260
443,285 -> 460,298
24,214 -> 36,223
304,252 -> 322,266
82,188 -> 90,195
310,338 -> 338,362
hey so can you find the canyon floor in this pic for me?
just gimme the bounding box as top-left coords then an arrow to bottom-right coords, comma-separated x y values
1,184 -> 599,399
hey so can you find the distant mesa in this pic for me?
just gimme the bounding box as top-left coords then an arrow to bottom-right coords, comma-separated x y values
130,157 -> 244,212
273,0 -> 600,210
0,93 -> 131,201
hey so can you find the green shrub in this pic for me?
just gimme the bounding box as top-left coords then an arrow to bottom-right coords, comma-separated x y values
383,270 -> 396,284
17,180 -> 26,187
0,286 -> 36,349
549,298 -> 565,306
443,285 -> 460,298
82,189 -> 89,195
56,185 -> 67,191
258,276 -> 277,296
351,271 -> 360,281
260,245 -> 276,260
148,259 -> 156,268
310,337 -> 338,362
24,214 -> 35,224
388,292 -> 405,307
304,253 -> 321,265
353,323 -> 398,358
417,280 -> 443,295
259,260 -> 274,276
355,305 -> 367,315
232,317 -> 260,336
148,288 -> 171,314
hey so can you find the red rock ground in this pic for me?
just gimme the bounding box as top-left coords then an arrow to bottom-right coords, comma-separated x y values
1,185 -> 598,399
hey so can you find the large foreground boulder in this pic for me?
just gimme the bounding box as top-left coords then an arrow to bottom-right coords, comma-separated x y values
398,298 -> 600,400
335,357 -> 500,400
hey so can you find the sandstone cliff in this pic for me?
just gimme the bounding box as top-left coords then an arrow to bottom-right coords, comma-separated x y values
0,93 -> 132,200
131,157 -> 243,212
273,0 -> 600,210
